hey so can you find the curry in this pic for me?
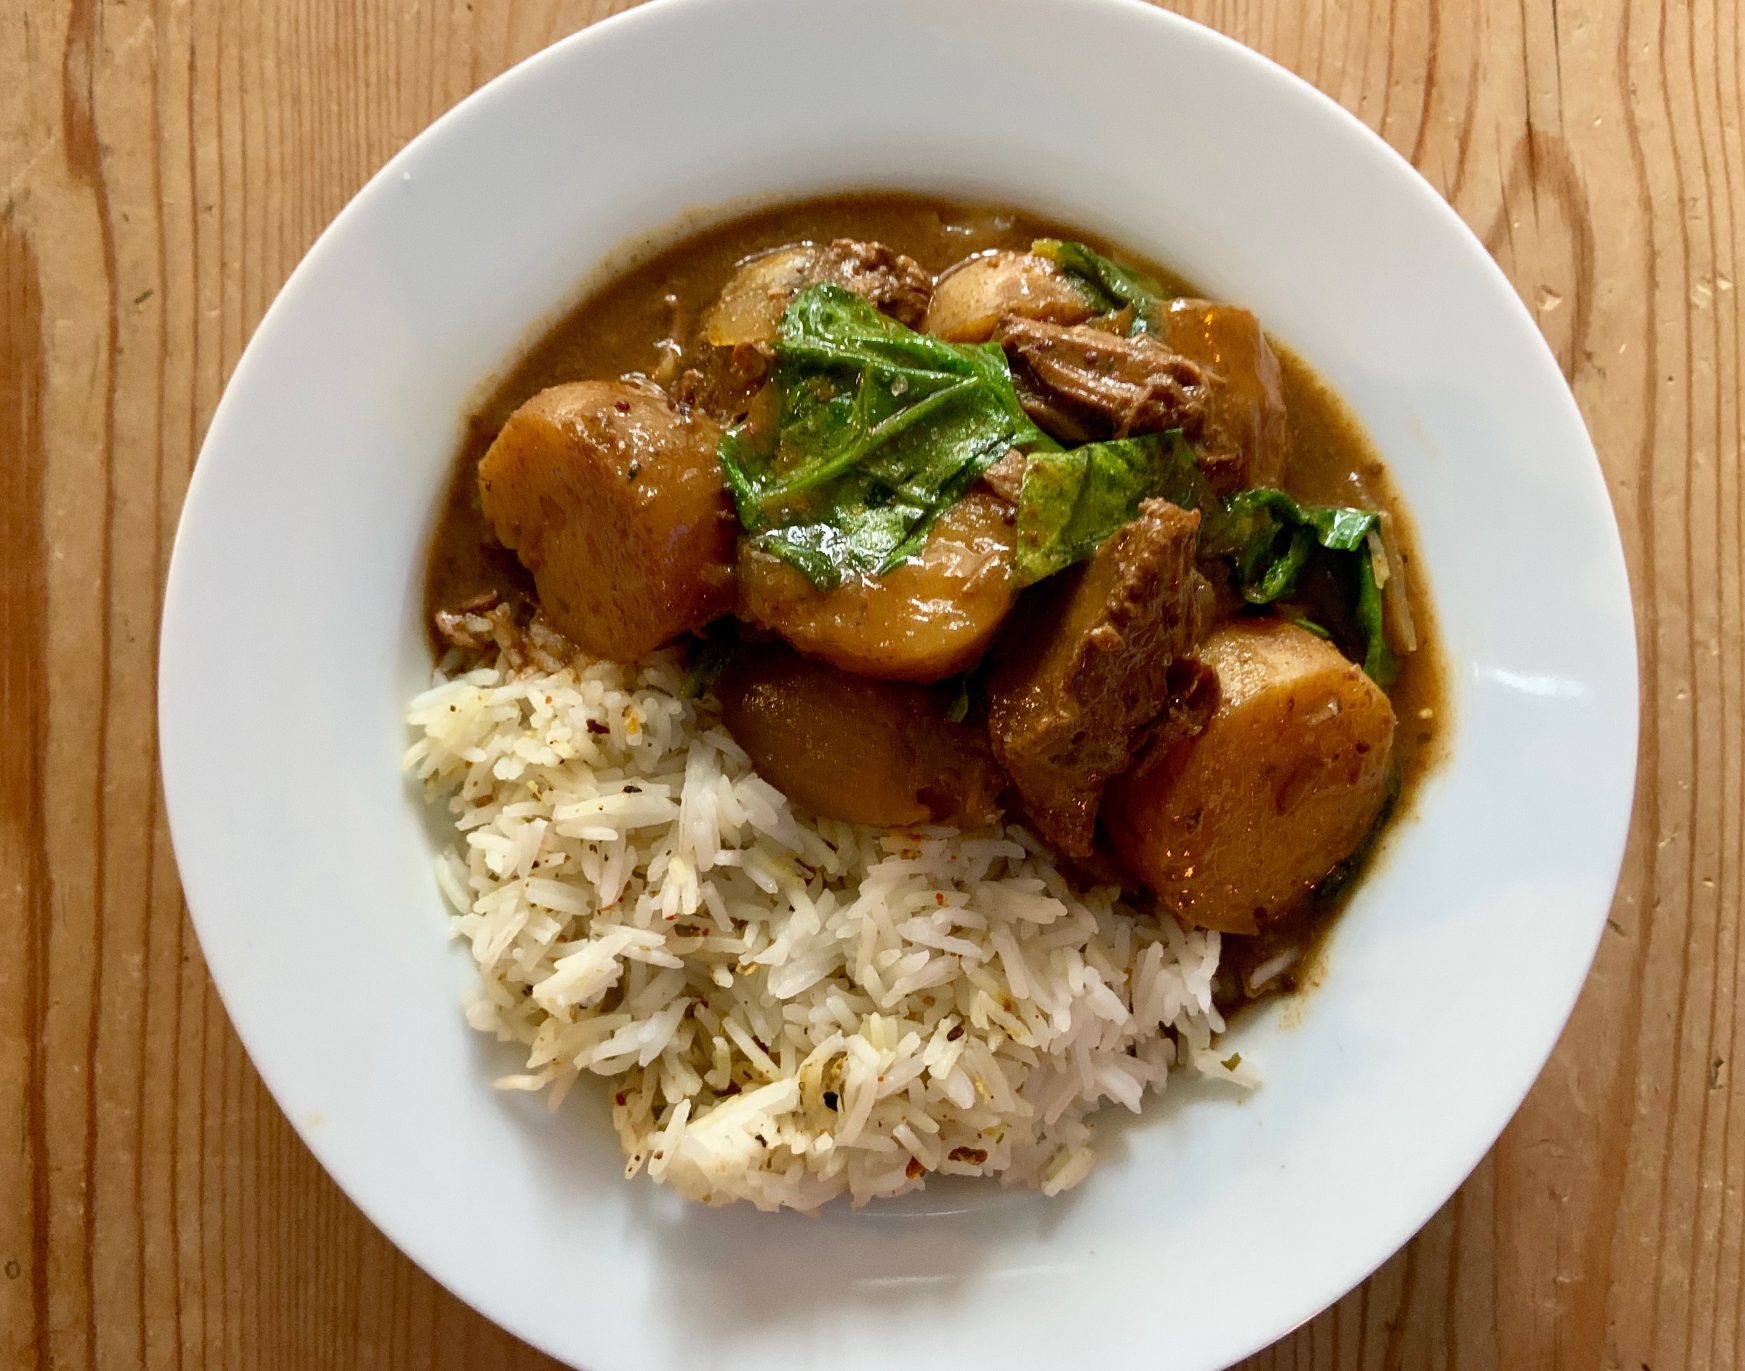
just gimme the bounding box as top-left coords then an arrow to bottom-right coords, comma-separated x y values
422,194 -> 1445,1005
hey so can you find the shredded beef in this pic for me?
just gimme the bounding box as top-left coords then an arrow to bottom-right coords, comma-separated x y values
994,316 -> 1210,445
807,239 -> 933,330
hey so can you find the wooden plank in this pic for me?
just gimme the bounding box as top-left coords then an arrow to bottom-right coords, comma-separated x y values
0,0 -> 1736,1365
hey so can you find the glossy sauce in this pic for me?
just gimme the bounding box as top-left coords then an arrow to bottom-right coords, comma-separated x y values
424,198 -> 1191,628
422,194 -> 1448,1000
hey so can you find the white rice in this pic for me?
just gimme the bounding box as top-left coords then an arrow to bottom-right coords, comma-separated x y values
405,646 -> 1252,1213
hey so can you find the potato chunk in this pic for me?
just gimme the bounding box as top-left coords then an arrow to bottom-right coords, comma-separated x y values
700,247 -> 816,348
1106,619 -> 1395,932
736,492 -> 1018,682
1155,299 -> 1289,493
922,251 -> 1098,343
717,647 -> 1004,828
702,240 -> 932,347
478,380 -> 734,662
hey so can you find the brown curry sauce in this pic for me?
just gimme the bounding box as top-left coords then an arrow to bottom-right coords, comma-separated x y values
422,194 -> 1448,1006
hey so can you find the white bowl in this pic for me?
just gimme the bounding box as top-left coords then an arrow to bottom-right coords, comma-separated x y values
158,1 -> 1638,1367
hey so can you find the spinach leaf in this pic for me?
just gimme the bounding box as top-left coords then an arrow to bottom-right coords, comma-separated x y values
1033,238 -> 1171,334
717,285 -> 1046,588
942,675 -> 972,724
680,618 -> 738,699
1009,426 -> 1396,684
720,283 -> 1399,686
1216,488 -> 1398,685
1013,430 -> 1212,585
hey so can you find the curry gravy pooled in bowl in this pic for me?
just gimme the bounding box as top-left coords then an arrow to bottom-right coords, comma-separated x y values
405,195 -> 1446,1212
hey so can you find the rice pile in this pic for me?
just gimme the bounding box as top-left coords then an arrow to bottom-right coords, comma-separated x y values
405,646 -> 1249,1213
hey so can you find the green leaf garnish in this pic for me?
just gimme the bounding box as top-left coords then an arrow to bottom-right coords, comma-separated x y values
1013,430 -> 1211,586
680,618 -> 738,698
1212,489 -> 1398,686
716,285 -> 1046,589
1008,429 -> 1395,683
942,675 -> 972,724
717,283 -> 1399,688
1033,238 -> 1172,334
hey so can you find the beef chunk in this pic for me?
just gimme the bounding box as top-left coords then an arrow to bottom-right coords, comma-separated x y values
985,498 -> 1210,857
994,316 -> 1210,445
808,239 -> 934,330
1138,654 -> 1221,760
1011,656 -> 1220,892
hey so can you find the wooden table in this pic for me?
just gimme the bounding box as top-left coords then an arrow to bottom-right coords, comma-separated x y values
3,1 -> 1736,1366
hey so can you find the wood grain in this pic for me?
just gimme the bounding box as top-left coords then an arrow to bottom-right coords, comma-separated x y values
1,0 -> 1737,1366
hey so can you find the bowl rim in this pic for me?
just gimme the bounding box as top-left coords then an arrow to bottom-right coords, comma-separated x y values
159,1 -> 1640,1366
